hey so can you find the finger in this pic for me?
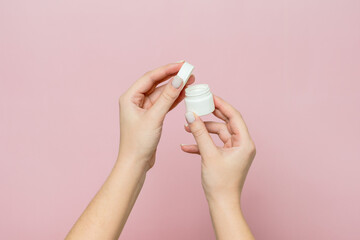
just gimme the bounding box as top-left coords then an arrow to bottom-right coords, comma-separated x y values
180,144 -> 200,155
213,95 -> 241,120
144,73 -> 176,96
148,74 -> 195,110
131,62 -> 185,94
168,75 -> 195,111
213,109 -> 228,122
145,70 -> 192,96
213,95 -> 251,145
147,75 -> 185,120
184,121 -> 231,144
185,112 -> 217,157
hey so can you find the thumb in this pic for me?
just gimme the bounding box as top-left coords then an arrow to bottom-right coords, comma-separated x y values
185,112 -> 217,156
148,76 -> 184,121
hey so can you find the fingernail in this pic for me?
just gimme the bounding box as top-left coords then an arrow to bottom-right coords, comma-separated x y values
176,60 -> 185,63
172,76 -> 183,89
184,123 -> 188,127
185,111 -> 195,124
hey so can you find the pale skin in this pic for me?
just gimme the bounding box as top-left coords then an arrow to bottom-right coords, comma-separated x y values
66,61 -> 256,240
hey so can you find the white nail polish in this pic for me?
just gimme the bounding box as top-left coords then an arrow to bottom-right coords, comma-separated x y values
177,61 -> 194,85
185,84 -> 215,116
172,76 -> 182,89
185,112 -> 195,123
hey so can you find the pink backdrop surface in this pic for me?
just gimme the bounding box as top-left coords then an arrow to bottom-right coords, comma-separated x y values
1,0 -> 360,239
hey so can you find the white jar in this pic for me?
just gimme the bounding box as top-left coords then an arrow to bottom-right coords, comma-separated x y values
185,84 -> 215,116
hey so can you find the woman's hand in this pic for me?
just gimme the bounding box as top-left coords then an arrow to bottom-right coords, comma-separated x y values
66,62 -> 195,240
182,95 -> 256,240
118,61 -> 195,170
182,95 -> 256,201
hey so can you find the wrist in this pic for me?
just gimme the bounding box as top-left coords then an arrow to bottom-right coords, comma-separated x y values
207,193 -> 243,215
116,151 -> 150,175
205,190 -> 242,208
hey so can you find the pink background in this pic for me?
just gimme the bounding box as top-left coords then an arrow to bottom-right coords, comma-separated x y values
1,0 -> 360,239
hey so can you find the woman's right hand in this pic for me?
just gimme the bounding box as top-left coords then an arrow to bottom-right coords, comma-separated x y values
181,95 -> 256,202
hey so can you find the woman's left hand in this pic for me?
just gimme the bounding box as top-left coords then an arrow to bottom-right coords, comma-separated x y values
118,61 -> 195,170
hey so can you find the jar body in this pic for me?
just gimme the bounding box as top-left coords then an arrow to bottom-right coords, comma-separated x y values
185,84 -> 215,116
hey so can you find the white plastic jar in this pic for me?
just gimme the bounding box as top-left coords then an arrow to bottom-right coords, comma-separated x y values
185,84 -> 215,116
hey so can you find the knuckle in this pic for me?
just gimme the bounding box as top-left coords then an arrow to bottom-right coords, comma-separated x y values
164,66 -> 173,75
161,92 -> 173,103
218,126 -> 228,135
161,89 -> 176,103
143,70 -> 152,77
118,94 -> 126,105
160,67 -> 168,76
245,140 -> 256,157
192,126 -> 206,138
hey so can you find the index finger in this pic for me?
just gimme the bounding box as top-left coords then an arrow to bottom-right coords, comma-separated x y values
213,95 -> 252,144
130,62 -> 184,94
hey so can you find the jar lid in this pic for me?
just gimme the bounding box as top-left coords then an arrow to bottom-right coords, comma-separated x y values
177,62 -> 194,86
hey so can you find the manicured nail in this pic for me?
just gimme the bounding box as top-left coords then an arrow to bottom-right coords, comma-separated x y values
185,112 -> 195,124
176,60 -> 185,63
184,123 -> 188,127
172,76 -> 183,89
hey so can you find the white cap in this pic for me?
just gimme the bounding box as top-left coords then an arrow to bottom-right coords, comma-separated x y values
185,84 -> 215,116
177,62 -> 194,85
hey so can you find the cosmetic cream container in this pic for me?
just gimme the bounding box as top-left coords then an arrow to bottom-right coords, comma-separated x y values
185,84 -> 215,116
